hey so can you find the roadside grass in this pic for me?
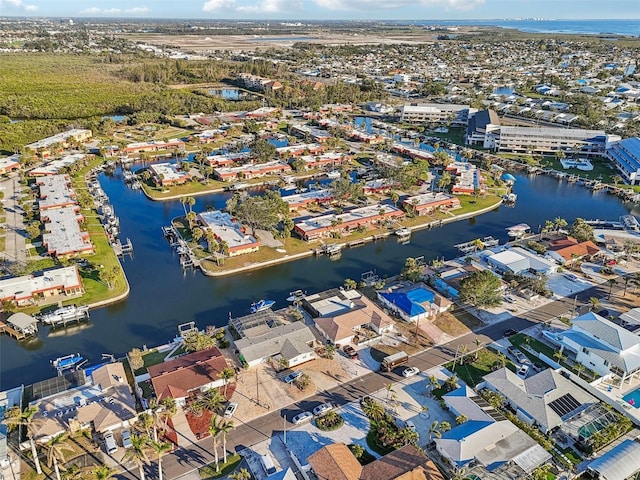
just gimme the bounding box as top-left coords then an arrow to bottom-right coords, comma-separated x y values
433,311 -> 482,336
445,347 -> 517,388
199,454 -> 242,479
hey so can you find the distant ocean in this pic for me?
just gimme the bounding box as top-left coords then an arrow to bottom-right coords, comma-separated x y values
415,19 -> 640,37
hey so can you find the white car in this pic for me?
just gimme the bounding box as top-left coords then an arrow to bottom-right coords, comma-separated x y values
292,411 -> 313,424
224,402 -> 238,418
121,429 -> 132,449
517,365 -> 530,379
402,366 -> 420,378
313,402 -> 333,416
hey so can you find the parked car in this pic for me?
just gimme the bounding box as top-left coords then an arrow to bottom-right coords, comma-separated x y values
504,294 -> 517,304
313,402 -> 333,416
121,429 -> 132,449
360,395 -> 372,407
292,411 -> 313,424
504,329 -> 518,337
507,346 -> 529,365
564,273 -> 578,282
224,402 -> 238,418
103,432 -> 118,455
517,365 -> 530,379
284,371 -> 303,383
402,366 -> 420,378
343,345 -> 359,359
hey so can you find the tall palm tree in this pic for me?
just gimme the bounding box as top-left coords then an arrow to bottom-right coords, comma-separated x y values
219,420 -> 235,464
428,421 -> 442,442
149,440 -> 172,480
228,468 -> 251,480
122,434 -> 150,480
218,368 -> 235,398
589,296 -> 600,311
93,464 -> 116,480
136,412 -> 154,438
2,406 -> 43,474
44,433 -> 73,480
160,397 -> 177,433
608,278 -> 617,299
385,383 -> 395,400
209,416 -> 224,472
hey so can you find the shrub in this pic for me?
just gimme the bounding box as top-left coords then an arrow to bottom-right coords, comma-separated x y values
316,411 -> 344,431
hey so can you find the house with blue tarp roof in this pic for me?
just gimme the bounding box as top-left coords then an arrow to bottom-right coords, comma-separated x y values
377,283 -> 450,323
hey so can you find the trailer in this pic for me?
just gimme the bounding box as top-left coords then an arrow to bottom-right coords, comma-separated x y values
380,351 -> 409,372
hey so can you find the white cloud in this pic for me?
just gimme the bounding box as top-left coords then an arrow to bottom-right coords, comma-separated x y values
80,6 -> 150,15
202,0 -> 236,11
0,0 -> 38,11
236,0 -> 301,13
313,0 -> 483,10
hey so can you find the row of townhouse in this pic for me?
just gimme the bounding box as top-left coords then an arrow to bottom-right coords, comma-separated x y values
0,265 -> 83,307
213,160 -> 292,182
25,129 -> 93,158
236,73 -> 283,92
196,210 -> 260,257
317,118 -> 386,144
148,162 -> 191,187
124,138 -> 185,155
37,175 -> 94,257
400,103 -> 477,126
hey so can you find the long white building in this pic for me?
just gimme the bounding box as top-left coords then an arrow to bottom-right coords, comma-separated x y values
400,103 -> 476,125
607,137 -> 640,184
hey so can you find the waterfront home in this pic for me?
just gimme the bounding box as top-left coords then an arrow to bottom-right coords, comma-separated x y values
392,143 -> 435,162
607,136 -> 640,184
213,160 -> 291,182
486,247 -> 557,276
547,312 -> 640,388
148,347 -> 230,405
402,192 -> 461,216
0,155 -> 20,175
0,266 -> 83,306
25,129 -> 92,158
445,162 -> 486,195
308,443 -> 445,480
233,321 -> 315,368
197,210 -> 260,256
149,162 -> 191,187
293,204 -> 403,241
41,206 -> 94,257
195,129 -> 226,143
0,386 -> 22,469
281,189 -> 333,212
348,129 -> 386,145
302,287 -> 363,318
297,152 -> 352,170
482,367 -> 597,435
276,143 -> 324,157
205,152 -> 249,167
31,362 -> 137,441
362,178 -> 397,195
545,236 -> 602,264
436,386 -> 550,474
289,124 -> 332,143
377,283 -> 451,324
29,153 -> 91,177
124,138 -> 185,155
314,294 -> 393,345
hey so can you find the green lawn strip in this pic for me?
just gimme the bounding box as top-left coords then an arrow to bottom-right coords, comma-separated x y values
509,334 -> 556,363
199,454 -> 242,479
559,446 -> 582,465
445,348 -> 517,388
133,349 -> 168,376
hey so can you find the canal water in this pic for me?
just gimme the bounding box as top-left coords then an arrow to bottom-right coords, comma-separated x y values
0,171 -> 635,388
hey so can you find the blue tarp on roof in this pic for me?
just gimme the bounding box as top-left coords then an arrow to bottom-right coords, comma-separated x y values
379,292 -> 427,316
406,287 -> 435,304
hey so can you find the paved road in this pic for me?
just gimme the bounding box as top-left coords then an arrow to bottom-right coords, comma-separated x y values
112,280 -> 628,480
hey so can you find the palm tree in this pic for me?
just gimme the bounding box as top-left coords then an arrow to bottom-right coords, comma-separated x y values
608,278 -> 617,299
209,416 -> 224,472
202,388 -> 225,414
385,383 -> 395,400
149,440 -> 172,480
219,419 -> 235,464
589,296 -> 600,311
554,350 -> 567,365
122,434 -> 150,480
160,397 -> 177,433
474,337 -> 481,360
136,411 -> 155,439
439,421 -> 451,433
2,406 -> 43,474
93,464 -> 116,480
456,414 -> 468,425
44,433 -> 73,480
362,398 -> 385,421
229,468 -> 251,480
218,367 -> 235,398
428,421 -> 442,441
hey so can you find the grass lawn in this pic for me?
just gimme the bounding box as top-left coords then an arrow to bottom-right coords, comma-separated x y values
199,454 -> 242,479
559,446 -> 583,465
434,311 -> 482,336
456,194 -> 502,215
445,347 -> 517,387
542,156 -> 616,183
133,349 -> 168,375
141,179 -> 227,199
366,425 -> 395,456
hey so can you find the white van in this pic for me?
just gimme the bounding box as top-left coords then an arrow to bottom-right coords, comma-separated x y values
260,453 -> 277,475
104,431 -> 118,455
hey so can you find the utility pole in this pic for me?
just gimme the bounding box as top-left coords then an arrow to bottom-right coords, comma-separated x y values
283,414 -> 287,445
572,294 -> 578,319
256,369 -> 260,405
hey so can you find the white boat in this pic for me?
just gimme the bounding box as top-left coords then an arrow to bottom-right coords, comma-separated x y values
395,228 -> 411,237
507,223 -> 531,238
287,290 -> 305,302
326,170 -> 341,179
51,353 -> 85,373
324,244 -> 342,255
482,236 -> 500,247
502,193 -> 517,203
250,299 -> 275,313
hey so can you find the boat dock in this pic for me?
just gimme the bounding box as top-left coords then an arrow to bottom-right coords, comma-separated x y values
314,243 -> 342,257
113,238 -> 134,258
0,319 -> 34,340
39,305 -> 90,328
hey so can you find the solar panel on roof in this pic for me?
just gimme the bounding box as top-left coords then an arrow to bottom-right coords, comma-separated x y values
549,393 -> 581,418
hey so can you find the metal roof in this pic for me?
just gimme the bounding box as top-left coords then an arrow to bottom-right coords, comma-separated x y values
588,439 -> 640,480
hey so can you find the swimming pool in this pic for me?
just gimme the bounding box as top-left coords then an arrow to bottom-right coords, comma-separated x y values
622,387 -> 640,408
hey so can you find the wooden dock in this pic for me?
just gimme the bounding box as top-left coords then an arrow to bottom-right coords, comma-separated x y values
0,320 -> 31,340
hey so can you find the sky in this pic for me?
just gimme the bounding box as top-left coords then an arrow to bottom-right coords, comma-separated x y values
1,0 -> 640,21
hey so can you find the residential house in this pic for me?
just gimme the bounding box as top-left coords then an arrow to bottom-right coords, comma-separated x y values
486,247 -> 557,275
436,386 -> 551,473
281,189 -> 333,212
29,154 -> 91,177
0,266 -> 84,306
0,155 -> 20,175
213,160 -> 291,182
276,143 -> 324,157
297,152 -> 352,170
549,311 -> 640,387
31,362 -> 137,441
197,210 -> 260,257
607,136 -> 640,184
483,367 -> 597,434
233,321 -> 316,368
148,347 -> 229,405
308,443 -> 445,480
445,162 -> 486,195
25,129 -> 92,158
314,294 -> 393,345
294,204 -> 403,241
149,163 -> 191,187
377,283 -> 451,324
402,192 -> 461,216
546,236 -> 602,264
124,139 -> 185,155
587,439 -> 640,480
400,103 -> 475,125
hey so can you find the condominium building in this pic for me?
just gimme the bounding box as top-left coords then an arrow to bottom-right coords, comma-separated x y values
400,103 -> 476,125
607,137 -> 640,184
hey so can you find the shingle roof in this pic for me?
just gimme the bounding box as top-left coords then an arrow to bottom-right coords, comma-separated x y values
234,322 -> 315,363
308,443 -> 362,480
360,445 -> 439,480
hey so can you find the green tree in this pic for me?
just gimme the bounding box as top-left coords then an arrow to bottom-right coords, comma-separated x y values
2,406 -> 43,474
122,434 -> 150,480
219,419 -> 234,464
250,138 -> 276,163
428,421 -> 442,441
226,190 -> 286,236
459,270 -> 502,307
44,433 -> 73,480
182,330 -> 216,352
149,440 -> 172,480
218,367 -> 235,397
608,278 -> 617,300
209,416 -> 224,472
343,278 -> 357,290
589,296 -> 600,311
93,465 -> 116,480
228,468 -> 251,480
456,414 -> 468,425
569,217 -> 594,242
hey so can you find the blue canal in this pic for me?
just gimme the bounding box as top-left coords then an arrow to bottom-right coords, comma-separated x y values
0,170 -> 636,388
